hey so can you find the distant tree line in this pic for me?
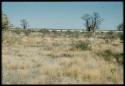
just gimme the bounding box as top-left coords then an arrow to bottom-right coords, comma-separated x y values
2,12 -> 123,32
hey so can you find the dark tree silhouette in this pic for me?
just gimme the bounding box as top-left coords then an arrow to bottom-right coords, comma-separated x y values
81,12 -> 103,37
117,23 -> 123,31
20,19 -> 28,29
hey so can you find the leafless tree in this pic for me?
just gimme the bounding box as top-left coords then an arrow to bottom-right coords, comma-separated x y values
117,23 -> 123,31
81,14 -> 91,31
20,19 -> 28,29
81,12 -> 103,38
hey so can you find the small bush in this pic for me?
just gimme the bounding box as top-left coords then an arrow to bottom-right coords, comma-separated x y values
23,29 -> 31,36
106,32 -> 117,40
13,29 -> 21,34
71,31 -> 80,38
97,49 -> 123,65
117,32 -> 123,41
71,40 -> 90,50
65,30 -> 72,37
114,53 -> 123,65
84,32 -> 93,38
51,30 -> 57,34
104,32 -> 118,44
98,49 -> 113,61
39,29 -> 49,33
61,53 -> 73,57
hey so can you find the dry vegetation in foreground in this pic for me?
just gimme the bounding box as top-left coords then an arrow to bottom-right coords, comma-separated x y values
2,29 -> 123,84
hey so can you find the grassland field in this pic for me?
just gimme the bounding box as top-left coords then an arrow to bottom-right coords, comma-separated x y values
2,29 -> 123,84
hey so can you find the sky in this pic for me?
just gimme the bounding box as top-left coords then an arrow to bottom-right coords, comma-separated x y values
2,2 -> 123,30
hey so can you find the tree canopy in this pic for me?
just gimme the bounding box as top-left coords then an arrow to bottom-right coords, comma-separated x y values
2,14 -> 9,29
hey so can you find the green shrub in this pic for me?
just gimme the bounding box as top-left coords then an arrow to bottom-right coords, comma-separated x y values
39,29 -> 49,33
13,29 -> 21,34
84,32 -> 93,38
104,32 -> 118,43
114,53 -> 123,65
23,29 -> 31,36
71,40 -> 90,50
71,31 -> 80,38
98,49 -> 113,61
65,30 -> 72,36
104,32 -> 123,42
97,49 -> 123,65
61,53 -> 73,57
117,32 -> 123,41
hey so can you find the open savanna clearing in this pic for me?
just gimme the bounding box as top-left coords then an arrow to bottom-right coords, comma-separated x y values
2,29 -> 123,84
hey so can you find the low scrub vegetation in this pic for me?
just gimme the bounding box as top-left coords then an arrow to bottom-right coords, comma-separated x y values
117,32 -> 123,41
71,40 -> 91,50
96,49 -> 123,65
23,29 -> 32,36
2,29 -> 123,84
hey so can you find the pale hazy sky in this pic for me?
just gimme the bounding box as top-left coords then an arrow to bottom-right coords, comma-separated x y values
2,2 -> 123,30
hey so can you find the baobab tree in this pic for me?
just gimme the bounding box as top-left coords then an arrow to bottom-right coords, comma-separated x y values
81,14 -> 91,31
81,12 -> 103,38
20,19 -> 29,29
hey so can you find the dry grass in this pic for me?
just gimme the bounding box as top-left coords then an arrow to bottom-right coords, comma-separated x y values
2,29 -> 123,84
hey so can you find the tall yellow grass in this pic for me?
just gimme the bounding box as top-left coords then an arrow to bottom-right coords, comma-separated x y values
2,30 -> 123,84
